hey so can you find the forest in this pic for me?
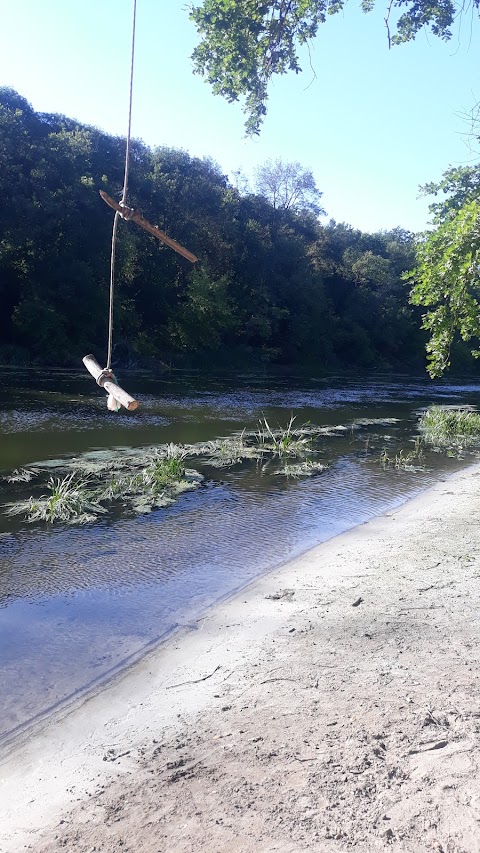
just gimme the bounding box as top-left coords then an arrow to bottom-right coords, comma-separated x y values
0,85 -> 477,374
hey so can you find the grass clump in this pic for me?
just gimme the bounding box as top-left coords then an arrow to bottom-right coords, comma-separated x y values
5,445 -> 200,525
95,447 -> 199,515
256,416 -> 312,457
275,460 -> 328,478
379,438 -> 424,471
142,453 -> 186,490
3,468 -> 38,483
198,432 -> 262,468
96,456 -> 186,505
5,472 -> 104,524
420,406 -> 480,447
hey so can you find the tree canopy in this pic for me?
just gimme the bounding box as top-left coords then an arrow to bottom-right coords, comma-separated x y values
0,88 -> 431,372
254,158 -> 325,214
190,0 -> 480,134
188,0 -> 480,377
409,161 -> 480,377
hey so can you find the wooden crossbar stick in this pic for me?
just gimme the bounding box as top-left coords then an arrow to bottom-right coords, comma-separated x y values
83,354 -> 139,411
99,191 -> 198,264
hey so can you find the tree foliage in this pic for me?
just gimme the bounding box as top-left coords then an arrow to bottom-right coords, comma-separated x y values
420,164 -> 480,223
407,151 -> 480,377
0,88 -> 429,372
189,0 -> 479,133
409,199 -> 480,377
254,158 -> 325,214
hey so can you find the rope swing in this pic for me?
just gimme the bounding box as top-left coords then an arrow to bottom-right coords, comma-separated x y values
83,0 -> 197,412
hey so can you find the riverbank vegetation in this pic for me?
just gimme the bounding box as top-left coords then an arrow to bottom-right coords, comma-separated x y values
0,87 -> 430,373
189,1 -> 480,378
2,87 -> 479,376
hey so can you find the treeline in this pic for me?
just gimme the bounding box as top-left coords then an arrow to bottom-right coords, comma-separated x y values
0,87 -> 429,371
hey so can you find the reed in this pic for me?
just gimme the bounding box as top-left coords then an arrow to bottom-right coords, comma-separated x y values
256,416 -> 312,457
420,406 -> 480,447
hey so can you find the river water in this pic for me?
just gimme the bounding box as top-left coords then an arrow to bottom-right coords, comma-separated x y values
1,366 -> 479,746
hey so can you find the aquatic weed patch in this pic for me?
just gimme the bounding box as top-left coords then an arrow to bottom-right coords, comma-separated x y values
190,432 -> 262,468
3,448 -> 202,525
256,416 -> 314,457
5,472 -> 105,524
3,468 -> 38,483
379,437 -> 425,472
274,460 -> 328,478
3,415 -> 408,525
420,406 -> 480,448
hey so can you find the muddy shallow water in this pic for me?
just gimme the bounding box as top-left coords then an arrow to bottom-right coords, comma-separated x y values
1,367 -> 479,745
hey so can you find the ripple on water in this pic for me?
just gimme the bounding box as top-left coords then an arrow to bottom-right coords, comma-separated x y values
0,456 -> 445,742
0,405 -> 170,433
0,373 -> 479,744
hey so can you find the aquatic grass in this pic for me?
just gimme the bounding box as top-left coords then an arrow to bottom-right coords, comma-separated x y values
4,413 -> 411,526
379,437 -> 425,471
159,443 -> 188,461
94,448 -> 199,514
3,467 -> 38,483
275,460 -> 328,478
351,417 -> 401,429
4,442 -> 202,524
243,423 -> 337,440
252,415 -> 387,452
420,406 -> 480,447
256,416 -> 313,457
127,465 -> 191,515
65,444 -> 188,478
96,476 -> 124,502
2,418 -> 333,526
141,454 -> 186,491
199,432 -> 262,468
5,472 -> 105,524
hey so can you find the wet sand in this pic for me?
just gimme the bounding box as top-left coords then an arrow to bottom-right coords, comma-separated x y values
2,463 -> 480,852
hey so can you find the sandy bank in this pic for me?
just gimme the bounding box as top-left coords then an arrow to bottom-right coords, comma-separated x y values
2,464 -> 480,852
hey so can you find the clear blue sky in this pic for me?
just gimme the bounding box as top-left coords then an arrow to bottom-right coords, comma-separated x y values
0,0 -> 479,233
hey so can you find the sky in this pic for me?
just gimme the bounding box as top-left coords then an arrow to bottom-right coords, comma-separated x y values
0,0 -> 479,233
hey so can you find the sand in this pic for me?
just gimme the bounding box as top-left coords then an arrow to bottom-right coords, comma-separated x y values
2,464 -> 480,852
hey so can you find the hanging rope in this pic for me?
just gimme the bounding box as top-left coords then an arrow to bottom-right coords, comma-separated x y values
106,0 -> 137,371
84,0 -> 196,412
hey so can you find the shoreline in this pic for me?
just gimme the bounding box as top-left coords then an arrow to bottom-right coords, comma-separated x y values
0,467 -> 443,755
2,463 -> 480,851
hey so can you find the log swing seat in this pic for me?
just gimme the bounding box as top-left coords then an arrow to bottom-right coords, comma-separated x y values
82,355 -> 139,412
84,0 -> 197,413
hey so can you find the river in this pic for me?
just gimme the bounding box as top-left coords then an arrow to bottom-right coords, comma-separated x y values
1,366 -> 479,747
